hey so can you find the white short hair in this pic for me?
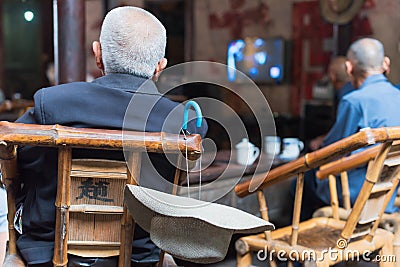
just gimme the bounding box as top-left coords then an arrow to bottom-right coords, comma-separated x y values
100,6 -> 166,78
347,38 -> 384,73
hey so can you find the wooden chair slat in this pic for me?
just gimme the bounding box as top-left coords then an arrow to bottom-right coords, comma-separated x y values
69,205 -> 124,214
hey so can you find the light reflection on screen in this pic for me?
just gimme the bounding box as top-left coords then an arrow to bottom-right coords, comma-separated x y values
227,37 -> 284,83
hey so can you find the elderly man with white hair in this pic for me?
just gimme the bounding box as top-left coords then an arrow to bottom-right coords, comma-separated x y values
12,6 -> 207,267
299,38 -> 400,220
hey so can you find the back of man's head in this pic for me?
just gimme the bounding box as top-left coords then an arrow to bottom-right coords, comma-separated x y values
347,38 -> 385,75
100,6 -> 166,78
328,56 -> 349,88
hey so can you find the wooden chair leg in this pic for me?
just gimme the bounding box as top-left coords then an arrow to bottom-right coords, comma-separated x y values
394,230 -> 400,267
389,215 -> 400,267
381,214 -> 400,267
315,261 -> 330,267
303,259 -> 317,267
379,235 -> 395,267
158,251 -> 165,267
53,147 -> 72,267
120,152 -> 141,267
236,252 -> 252,267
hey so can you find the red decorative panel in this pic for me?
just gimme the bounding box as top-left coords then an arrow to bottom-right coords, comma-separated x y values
291,1 -> 333,115
290,1 -> 373,115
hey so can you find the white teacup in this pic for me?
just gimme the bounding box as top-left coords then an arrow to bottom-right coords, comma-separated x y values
280,138 -> 304,161
236,138 -> 260,166
264,136 -> 281,156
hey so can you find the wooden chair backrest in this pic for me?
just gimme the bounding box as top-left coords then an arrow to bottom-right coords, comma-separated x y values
339,142 -> 399,242
315,141 -> 400,242
68,159 -> 129,258
235,127 -> 400,246
0,122 -> 202,267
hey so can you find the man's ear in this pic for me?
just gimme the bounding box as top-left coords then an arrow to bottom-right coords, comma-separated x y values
92,41 -> 105,75
154,58 -> 168,74
383,56 -> 391,76
345,60 -> 353,76
152,58 -> 168,81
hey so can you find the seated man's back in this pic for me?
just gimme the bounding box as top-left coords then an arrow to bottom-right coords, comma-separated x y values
14,7 -> 207,266
302,38 -> 400,219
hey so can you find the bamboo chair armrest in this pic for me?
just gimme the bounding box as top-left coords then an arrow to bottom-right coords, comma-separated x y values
0,100 -> 34,113
0,121 -> 202,158
316,145 -> 381,180
235,127 -> 398,198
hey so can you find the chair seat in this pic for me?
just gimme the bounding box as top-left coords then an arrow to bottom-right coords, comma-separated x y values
276,225 -> 341,250
271,217 -> 344,248
239,217 -> 393,265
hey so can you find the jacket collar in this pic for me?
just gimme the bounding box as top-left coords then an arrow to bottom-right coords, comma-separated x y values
360,74 -> 387,88
91,73 -> 159,94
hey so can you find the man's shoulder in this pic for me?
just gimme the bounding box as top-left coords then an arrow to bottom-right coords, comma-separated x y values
37,82 -> 96,94
342,80 -> 400,107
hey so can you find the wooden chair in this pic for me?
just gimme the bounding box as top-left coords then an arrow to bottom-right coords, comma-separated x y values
235,127 -> 400,267
0,121 -> 202,267
0,99 -> 34,119
314,142 -> 400,267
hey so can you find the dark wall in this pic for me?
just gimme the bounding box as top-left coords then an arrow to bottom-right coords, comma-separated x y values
2,0 -> 53,99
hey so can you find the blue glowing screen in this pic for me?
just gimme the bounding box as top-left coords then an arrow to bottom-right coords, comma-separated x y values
227,37 -> 284,83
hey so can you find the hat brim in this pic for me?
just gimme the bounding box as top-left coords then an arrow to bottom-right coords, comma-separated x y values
124,185 -> 274,263
320,0 -> 365,25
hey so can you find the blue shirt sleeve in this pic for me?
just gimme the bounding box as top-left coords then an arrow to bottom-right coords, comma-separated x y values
323,98 -> 361,146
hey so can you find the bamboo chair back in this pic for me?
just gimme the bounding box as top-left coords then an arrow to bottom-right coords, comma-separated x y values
68,159 -> 129,257
316,142 -> 400,210
0,122 -> 202,267
235,127 -> 400,250
315,141 -> 400,241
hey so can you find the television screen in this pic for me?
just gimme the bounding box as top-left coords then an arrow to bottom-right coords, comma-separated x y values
227,37 -> 285,83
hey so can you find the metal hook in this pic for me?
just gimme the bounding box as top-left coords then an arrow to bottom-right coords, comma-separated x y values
182,100 -> 203,131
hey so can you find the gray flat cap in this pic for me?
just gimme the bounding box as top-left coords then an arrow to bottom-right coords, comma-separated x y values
124,185 -> 274,264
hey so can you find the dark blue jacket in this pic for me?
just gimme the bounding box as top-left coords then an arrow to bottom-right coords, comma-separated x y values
15,73 -> 207,265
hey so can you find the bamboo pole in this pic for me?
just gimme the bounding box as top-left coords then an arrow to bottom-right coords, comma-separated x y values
328,175 -> 339,220
172,155 -> 183,195
0,122 -> 202,156
0,145 -> 17,255
291,172 -> 304,246
256,190 -> 277,267
119,152 -> 140,267
53,146 -> 72,267
316,145 -> 380,180
340,172 -> 351,210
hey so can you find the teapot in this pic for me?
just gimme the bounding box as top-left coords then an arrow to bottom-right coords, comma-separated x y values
280,138 -> 304,161
235,138 -> 260,166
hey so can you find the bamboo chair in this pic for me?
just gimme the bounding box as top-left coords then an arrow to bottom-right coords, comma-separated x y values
235,127 -> 400,267
0,100 -> 34,118
314,141 -> 400,267
0,121 -> 202,267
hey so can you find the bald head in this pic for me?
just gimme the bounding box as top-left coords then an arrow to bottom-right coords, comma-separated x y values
99,7 -> 167,78
347,38 -> 385,74
328,56 -> 349,90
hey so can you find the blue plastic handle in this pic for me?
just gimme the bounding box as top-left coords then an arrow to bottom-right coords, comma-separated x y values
182,100 -> 203,130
